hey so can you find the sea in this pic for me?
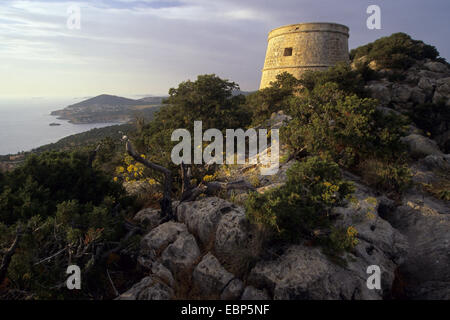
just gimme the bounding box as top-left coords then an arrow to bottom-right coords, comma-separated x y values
0,97 -> 120,155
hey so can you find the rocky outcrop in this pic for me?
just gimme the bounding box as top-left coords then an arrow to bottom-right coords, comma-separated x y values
400,134 -> 444,157
241,286 -> 270,300
177,197 -> 235,246
192,253 -> 235,297
246,176 -> 408,300
364,58 -> 450,152
133,208 -> 161,231
382,192 -> 450,299
138,221 -> 200,275
117,276 -> 174,300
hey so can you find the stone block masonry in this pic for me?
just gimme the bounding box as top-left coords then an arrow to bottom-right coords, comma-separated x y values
260,22 -> 350,89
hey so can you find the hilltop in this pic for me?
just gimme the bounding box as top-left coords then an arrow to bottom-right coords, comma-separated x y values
51,94 -> 166,124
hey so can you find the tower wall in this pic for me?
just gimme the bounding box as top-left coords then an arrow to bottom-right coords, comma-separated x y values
259,22 -> 350,89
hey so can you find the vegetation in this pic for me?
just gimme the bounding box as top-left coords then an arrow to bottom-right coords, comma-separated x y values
0,151 -> 139,299
245,157 -> 357,254
350,32 -> 442,70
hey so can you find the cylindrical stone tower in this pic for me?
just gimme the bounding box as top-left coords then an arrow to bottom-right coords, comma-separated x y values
259,22 -> 350,89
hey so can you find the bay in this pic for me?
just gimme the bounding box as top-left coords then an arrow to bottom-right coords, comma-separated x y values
0,97 -> 120,155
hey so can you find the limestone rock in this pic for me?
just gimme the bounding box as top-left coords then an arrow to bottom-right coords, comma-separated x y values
433,77 -> 450,106
214,207 -> 261,275
161,232 -> 201,276
133,208 -> 160,231
192,253 -> 234,297
151,262 -> 175,287
365,81 -> 392,105
117,276 -> 173,300
177,197 -> 235,246
417,77 -> 435,97
384,193 -> 450,299
221,279 -> 245,300
400,134 -> 443,157
139,221 -> 188,266
392,84 -> 413,103
419,154 -> 450,171
241,286 -> 270,300
248,245 -> 380,300
424,61 -> 449,73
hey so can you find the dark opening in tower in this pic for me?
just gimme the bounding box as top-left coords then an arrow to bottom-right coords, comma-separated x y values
283,47 -> 293,56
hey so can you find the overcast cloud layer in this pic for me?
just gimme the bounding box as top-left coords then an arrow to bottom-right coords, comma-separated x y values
1,0 -> 449,98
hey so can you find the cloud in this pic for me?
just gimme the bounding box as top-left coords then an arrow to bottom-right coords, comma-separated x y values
0,0 -> 449,98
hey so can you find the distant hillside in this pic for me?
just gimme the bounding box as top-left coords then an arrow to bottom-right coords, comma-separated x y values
32,123 -> 135,153
51,94 -> 167,124
66,94 -> 142,109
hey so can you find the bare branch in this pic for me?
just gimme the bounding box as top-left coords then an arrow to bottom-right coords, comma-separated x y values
125,139 -> 173,220
34,247 -> 67,266
106,269 -> 119,297
0,227 -> 23,284
88,143 -> 102,167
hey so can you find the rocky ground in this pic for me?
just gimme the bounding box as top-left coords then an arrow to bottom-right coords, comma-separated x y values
118,59 -> 449,300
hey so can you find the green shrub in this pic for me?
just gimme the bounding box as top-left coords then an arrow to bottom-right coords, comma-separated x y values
0,151 -> 137,299
281,82 -> 409,168
300,62 -> 366,95
245,156 -> 354,243
350,33 -> 440,70
358,159 -> 412,195
245,72 -> 298,125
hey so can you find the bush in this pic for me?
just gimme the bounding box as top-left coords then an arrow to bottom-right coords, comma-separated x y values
300,62 -> 367,95
350,33 -> 440,70
245,72 -> 298,125
357,159 -> 412,195
0,151 -> 138,299
281,82 -> 409,168
245,156 -> 354,243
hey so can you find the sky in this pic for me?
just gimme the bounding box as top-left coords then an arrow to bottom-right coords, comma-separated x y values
1,0 -> 449,99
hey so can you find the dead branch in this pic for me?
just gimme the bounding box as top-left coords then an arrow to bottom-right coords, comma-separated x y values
34,247 -> 67,266
88,143 -> 102,167
106,269 -> 119,297
0,227 -> 22,284
125,139 -> 174,221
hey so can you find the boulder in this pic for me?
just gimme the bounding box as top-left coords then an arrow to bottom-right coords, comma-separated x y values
192,253 -> 235,297
433,77 -> 450,106
139,221 -> 188,267
365,81 -> 392,105
151,262 -> 175,287
241,286 -> 270,300
161,232 -> 201,276
400,134 -> 444,157
410,87 -> 426,104
419,154 -> 450,171
177,197 -> 235,246
214,207 -> 261,275
383,193 -> 450,299
392,84 -> 413,103
248,245 -> 380,300
417,77 -> 435,97
221,279 -> 245,300
117,276 -> 173,300
424,61 -> 449,73
133,208 -> 161,231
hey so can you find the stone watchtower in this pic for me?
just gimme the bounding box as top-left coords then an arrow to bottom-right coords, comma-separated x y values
259,22 -> 350,89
